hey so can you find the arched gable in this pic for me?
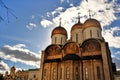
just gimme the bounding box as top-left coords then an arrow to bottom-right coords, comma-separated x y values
63,42 -> 79,55
81,38 -> 101,53
45,44 -> 61,56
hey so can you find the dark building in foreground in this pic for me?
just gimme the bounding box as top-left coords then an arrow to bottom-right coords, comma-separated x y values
40,14 -> 115,80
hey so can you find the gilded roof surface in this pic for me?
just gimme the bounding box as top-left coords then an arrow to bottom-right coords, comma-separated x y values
83,18 -> 101,29
52,26 -> 67,37
71,22 -> 83,32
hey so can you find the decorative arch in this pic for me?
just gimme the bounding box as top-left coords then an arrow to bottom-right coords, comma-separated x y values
63,42 -> 79,55
81,38 -> 101,53
45,44 -> 61,56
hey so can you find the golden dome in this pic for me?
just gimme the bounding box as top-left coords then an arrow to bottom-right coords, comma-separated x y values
71,22 -> 83,32
52,26 -> 67,37
84,18 -> 101,29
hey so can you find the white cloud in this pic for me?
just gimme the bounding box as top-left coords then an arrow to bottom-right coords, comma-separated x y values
0,61 -> 9,74
51,7 -> 64,16
102,27 -> 120,48
0,44 -> 40,68
115,51 -> 120,55
13,44 -> 26,48
26,22 -> 37,30
40,19 -> 53,28
40,0 -> 119,39
60,0 -> 70,4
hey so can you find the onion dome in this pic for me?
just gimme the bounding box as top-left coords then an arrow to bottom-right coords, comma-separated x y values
71,22 -> 83,32
84,18 -> 101,29
51,26 -> 67,37
71,13 -> 83,32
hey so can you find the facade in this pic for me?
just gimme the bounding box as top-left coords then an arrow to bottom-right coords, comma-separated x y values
16,70 -> 29,80
28,69 -> 40,80
16,69 -> 40,80
4,66 -> 40,80
40,15 -> 114,80
114,70 -> 120,80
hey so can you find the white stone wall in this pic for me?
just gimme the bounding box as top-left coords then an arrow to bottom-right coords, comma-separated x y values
71,29 -> 83,44
83,27 -> 102,40
114,75 -> 120,80
52,34 -> 67,45
28,70 -> 39,80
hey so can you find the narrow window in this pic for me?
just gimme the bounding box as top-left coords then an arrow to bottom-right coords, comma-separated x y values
97,66 -> 101,80
60,68 -> 62,80
66,67 -> 70,79
61,37 -> 62,44
33,75 -> 36,78
76,33 -> 78,43
97,30 -> 99,37
90,30 -> 92,38
85,68 -> 88,80
84,32 -> 86,39
43,69 -> 46,80
76,67 -> 79,80
55,37 -> 57,44
53,68 -> 56,80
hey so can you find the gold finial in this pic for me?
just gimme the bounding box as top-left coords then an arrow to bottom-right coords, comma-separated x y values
88,9 -> 91,18
78,12 -> 81,23
59,18 -> 61,27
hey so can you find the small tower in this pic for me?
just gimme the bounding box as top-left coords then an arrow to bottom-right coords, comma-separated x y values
51,18 -> 67,45
71,13 -> 83,43
10,66 -> 16,79
83,10 -> 103,40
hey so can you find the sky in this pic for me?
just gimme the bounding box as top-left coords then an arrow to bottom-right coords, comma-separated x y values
0,0 -> 120,74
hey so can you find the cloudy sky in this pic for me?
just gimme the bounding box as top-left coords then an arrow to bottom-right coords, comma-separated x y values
0,0 -> 120,73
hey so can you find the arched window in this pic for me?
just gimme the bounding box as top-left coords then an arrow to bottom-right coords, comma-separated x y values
76,67 -> 79,80
53,68 -> 56,80
61,37 -> 62,44
55,37 -> 57,44
84,32 -> 86,39
66,67 -> 70,79
96,66 -> 101,80
43,69 -> 46,80
97,30 -> 99,37
90,30 -> 92,38
76,33 -> 78,43
60,68 -> 62,80
84,67 -> 88,80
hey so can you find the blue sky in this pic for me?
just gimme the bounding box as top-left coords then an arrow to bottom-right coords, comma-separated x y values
0,0 -> 120,73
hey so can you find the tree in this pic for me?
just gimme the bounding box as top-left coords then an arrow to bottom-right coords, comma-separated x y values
0,0 -> 17,23
0,73 -> 3,80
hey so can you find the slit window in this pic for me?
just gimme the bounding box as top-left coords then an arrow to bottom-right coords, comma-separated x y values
97,66 -> 101,80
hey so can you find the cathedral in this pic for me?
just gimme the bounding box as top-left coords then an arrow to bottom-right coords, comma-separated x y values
40,13 -> 114,80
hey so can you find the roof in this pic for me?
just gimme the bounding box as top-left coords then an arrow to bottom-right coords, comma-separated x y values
71,22 -> 83,32
83,18 -> 101,29
51,26 -> 67,37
